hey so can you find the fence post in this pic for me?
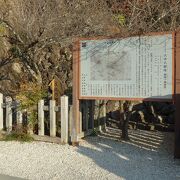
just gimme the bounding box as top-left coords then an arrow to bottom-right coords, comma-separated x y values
85,101 -> 89,131
0,93 -> 3,130
69,105 -> 73,140
38,100 -> 44,136
79,102 -> 82,133
5,97 -> 12,132
89,100 -> 94,129
98,100 -> 106,132
17,110 -> 23,125
16,101 -> 22,126
50,100 -> 56,137
102,101 -> 107,131
61,96 -> 69,144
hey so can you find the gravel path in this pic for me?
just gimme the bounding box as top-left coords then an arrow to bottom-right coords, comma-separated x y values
0,129 -> 179,180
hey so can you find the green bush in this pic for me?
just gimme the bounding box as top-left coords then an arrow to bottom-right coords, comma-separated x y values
2,132 -> 34,142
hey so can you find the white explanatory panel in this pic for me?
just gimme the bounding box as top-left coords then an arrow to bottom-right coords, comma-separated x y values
79,34 -> 173,100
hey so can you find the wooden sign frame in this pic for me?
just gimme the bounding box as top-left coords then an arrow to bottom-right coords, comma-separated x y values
76,32 -> 175,102
72,31 -> 180,158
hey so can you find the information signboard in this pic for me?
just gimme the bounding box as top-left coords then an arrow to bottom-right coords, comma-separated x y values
72,32 -> 180,159
78,33 -> 174,101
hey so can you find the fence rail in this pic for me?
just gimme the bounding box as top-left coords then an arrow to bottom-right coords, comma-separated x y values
0,93 -> 69,144
0,93 -> 102,144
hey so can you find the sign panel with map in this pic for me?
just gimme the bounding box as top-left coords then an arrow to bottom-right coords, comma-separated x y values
78,33 -> 174,101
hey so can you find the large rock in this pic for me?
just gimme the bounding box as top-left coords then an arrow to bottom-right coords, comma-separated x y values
106,100 -> 175,131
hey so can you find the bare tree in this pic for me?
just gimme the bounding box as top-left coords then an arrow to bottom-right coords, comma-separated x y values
108,0 -> 180,36
0,0 -> 116,93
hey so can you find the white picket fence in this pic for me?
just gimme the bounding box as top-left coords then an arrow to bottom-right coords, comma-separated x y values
0,93 -> 69,144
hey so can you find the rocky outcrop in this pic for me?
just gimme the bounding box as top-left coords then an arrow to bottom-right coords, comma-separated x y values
106,101 -> 175,131
0,27 -> 73,96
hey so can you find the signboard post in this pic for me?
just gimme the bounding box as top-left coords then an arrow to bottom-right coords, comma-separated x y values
72,41 -> 80,145
72,32 -> 180,158
174,31 -> 180,158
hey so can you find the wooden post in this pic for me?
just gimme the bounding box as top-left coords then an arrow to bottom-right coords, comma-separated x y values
79,101 -> 82,133
89,100 -> 94,129
49,79 -> 55,100
61,96 -> 69,144
96,100 -> 101,131
38,100 -> 44,136
27,110 -> 34,135
16,101 -> 22,126
5,97 -> 12,132
98,100 -> 103,132
102,101 -> 106,130
0,93 -> 3,130
69,105 -> 73,140
84,101 -> 89,131
17,110 -> 23,125
72,40 -> 80,145
174,31 -> 180,158
81,101 -> 85,131
50,100 -> 56,137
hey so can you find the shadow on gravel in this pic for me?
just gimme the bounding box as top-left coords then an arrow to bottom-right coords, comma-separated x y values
0,174 -> 25,180
77,127 -> 180,180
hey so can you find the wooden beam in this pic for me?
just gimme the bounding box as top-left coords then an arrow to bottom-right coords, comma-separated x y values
174,31 -> 180,158
71,40 -> 80,145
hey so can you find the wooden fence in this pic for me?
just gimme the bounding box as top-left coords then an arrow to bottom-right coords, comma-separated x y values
0,93 -> 106,143
78,100 -> 106,138
38,95 -> 69,143
0,94 -> 23,132
0,93 -> 69,143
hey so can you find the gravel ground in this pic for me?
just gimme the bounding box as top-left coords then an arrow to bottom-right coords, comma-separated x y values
0,129 -> 179,180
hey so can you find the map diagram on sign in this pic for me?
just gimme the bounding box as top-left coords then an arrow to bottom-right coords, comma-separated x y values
90,49 -> 132,81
